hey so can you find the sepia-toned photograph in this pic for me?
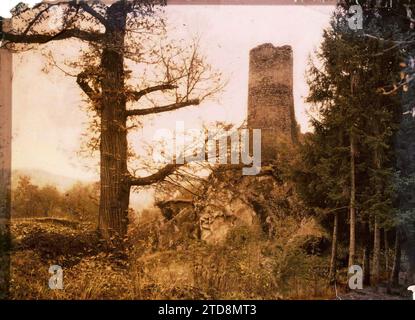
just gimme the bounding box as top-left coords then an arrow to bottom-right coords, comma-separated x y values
0,0 -> 414,305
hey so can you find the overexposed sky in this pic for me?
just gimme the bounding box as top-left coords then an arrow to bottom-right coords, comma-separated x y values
11,5 -> 334,186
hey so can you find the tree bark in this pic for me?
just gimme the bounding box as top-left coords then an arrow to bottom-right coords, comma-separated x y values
372,217 -> 381,287
384,229 -> 391,293
328,212 -> 338,283
98,1 -> 130,240
384,229 -> 389,276
362,222 -> 371,286
390,229 -> 401,287
348,133 -> 357,268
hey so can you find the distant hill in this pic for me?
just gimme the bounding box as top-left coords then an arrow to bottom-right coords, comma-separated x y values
12,169 -> 91,191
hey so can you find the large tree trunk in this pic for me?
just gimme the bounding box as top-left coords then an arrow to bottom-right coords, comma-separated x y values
384,229 -> 389,274
372,217 -> 381,288
371,139 -> 383,288
328,212 -> 338,283
390,229 -> 401,287
349,134 -> 357,268
98,2 -> 130,240
384,228 -> 391,293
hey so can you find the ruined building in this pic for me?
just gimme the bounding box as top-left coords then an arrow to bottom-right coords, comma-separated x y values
158,44 -> 302,244
247,43 -> 298,161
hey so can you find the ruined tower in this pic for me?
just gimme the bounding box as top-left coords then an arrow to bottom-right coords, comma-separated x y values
247,43 -> 298,161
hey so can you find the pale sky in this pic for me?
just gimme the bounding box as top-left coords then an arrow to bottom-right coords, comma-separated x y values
10,5 -> 334,206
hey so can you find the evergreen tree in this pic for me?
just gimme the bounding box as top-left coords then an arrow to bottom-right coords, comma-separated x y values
298,6 -> 402,285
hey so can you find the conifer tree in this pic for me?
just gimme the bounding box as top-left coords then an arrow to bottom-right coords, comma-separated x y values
301,6 -> 401,284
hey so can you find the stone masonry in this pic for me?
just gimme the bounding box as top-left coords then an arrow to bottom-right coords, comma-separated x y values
247,43 -> 298,161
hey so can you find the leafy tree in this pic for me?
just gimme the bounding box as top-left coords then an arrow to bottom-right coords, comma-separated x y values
2,1 -> 223,240
37,185 -> 61,217
62,182 -> 99,224
12,176 -> 40,217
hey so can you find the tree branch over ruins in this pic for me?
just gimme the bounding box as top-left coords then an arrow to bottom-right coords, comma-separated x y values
125,99 -> 200,116
1,1 -> 106,47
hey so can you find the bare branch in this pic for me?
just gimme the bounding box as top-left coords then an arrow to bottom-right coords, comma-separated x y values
377,75 -> 414,95
22,3 -> 60,35
163,177 -> 199,197
363,32 -> 415,47
79,2 -> 108,27
125,99 -> 200,117
77,71 -> 99,101
129,164 -> 182,186
126,83 -> 177,101
3,28 -> 104,45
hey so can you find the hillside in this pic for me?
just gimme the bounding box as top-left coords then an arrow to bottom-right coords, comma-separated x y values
12,169 -> 89,191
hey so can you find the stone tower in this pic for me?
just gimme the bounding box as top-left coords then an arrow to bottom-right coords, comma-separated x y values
247,43 -> 298,161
